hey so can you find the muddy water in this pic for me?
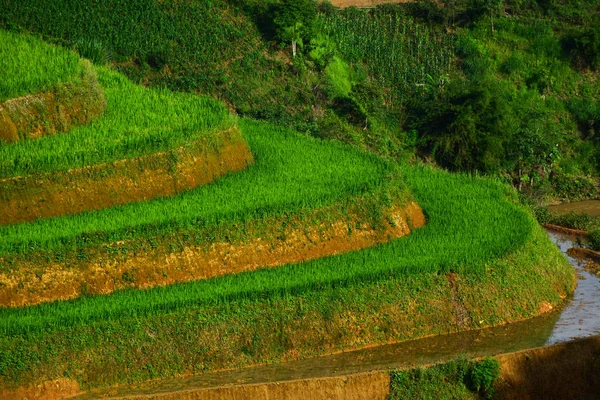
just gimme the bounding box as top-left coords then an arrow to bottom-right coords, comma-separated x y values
73,229 -> 600,399
548,199 -> 600,217
546,231 -> 600,344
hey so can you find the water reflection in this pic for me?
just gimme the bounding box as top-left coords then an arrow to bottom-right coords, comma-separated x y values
545,231 -> 600,344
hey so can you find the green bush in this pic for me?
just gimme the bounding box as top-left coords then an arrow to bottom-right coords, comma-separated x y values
588,228 -> 600,250
563,22 -> 600,71
389,357 -> 502,399
468,357 -> 501,399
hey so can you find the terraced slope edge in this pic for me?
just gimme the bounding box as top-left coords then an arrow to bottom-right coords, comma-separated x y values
0,126 -> 253,225
0,60 -> 106,143
0,201 -> 423,307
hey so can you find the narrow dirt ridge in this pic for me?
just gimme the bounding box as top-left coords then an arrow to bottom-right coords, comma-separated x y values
328,0 -> 411,8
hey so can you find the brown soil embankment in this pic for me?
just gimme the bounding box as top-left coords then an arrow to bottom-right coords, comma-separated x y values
0,126 -> 252,225
494,335 -> 600,399
61,335 -> 600,400
0,60 -> 106,144
0,201 -> 424,307
543,224 -> 588,238
0,379 -> 80,400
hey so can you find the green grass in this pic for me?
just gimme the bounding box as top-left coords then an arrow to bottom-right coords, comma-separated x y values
0,30 -> 81,102
0,0 -> 261,93
0,161 -> 532,336
0,67 -> 232,179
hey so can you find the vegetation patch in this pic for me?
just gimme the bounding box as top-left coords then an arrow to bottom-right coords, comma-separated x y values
0,31 -> 106,143
0,30 -> 81,102
0,67 -> 234,179
0,118 -> 393,257
389,357 -> 501,400
0,201 -> 423,307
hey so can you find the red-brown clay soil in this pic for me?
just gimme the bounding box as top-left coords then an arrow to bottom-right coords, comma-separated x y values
0,202 -> 425,307
119,372 -> 390,400
494,335 -> 600,399
0,378 -> 80,400
0,60 -> 106,144
0,126 -> 253,225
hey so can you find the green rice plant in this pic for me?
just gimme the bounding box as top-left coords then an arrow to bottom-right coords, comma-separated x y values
0,67 -> 233,179
0,118 -> 391,255
0,30 -> 81,101
0,160 -> 533,336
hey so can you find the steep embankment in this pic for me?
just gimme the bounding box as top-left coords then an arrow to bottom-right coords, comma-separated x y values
0,30 -> 106,143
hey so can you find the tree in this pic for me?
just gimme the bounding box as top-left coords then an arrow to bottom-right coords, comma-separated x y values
469,0 -> 504,33
273,0 -> 317,57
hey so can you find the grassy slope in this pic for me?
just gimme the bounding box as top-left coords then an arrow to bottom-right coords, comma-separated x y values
0,164 -> 573,389
0,30 -> 81,101
0,164 -> 531,335
0,67 -> 232,179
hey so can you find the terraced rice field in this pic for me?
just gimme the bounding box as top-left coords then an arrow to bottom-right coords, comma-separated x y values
0,28 -> 574,395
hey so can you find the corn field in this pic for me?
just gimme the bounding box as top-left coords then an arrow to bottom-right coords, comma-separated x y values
321,9 -> 456,102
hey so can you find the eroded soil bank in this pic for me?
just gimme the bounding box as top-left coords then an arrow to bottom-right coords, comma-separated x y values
0,201 -> 424,307
0,126 -> 252,225
64,333 -> 600,400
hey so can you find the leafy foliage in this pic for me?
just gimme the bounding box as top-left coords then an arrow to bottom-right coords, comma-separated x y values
389,357 -> 501,399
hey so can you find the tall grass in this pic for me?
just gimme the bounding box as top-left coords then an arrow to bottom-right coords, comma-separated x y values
0,162 -> 532,336
0,119 -> 391,255
320,8 -> 455,101
0,67 -> 232,179
0,30 -> 81,101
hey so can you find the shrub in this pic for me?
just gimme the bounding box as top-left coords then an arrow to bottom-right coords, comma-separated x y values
468,357 -> 501,399
563,22 -> 600,71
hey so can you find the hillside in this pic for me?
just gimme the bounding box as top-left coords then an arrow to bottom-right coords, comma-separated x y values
1,0 -> 599,204
0,1 -> 583,396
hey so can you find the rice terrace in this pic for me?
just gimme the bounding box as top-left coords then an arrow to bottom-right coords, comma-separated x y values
1,0 -> 599,399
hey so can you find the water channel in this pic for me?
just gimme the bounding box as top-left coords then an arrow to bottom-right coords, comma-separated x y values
74,225 -> 600,398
